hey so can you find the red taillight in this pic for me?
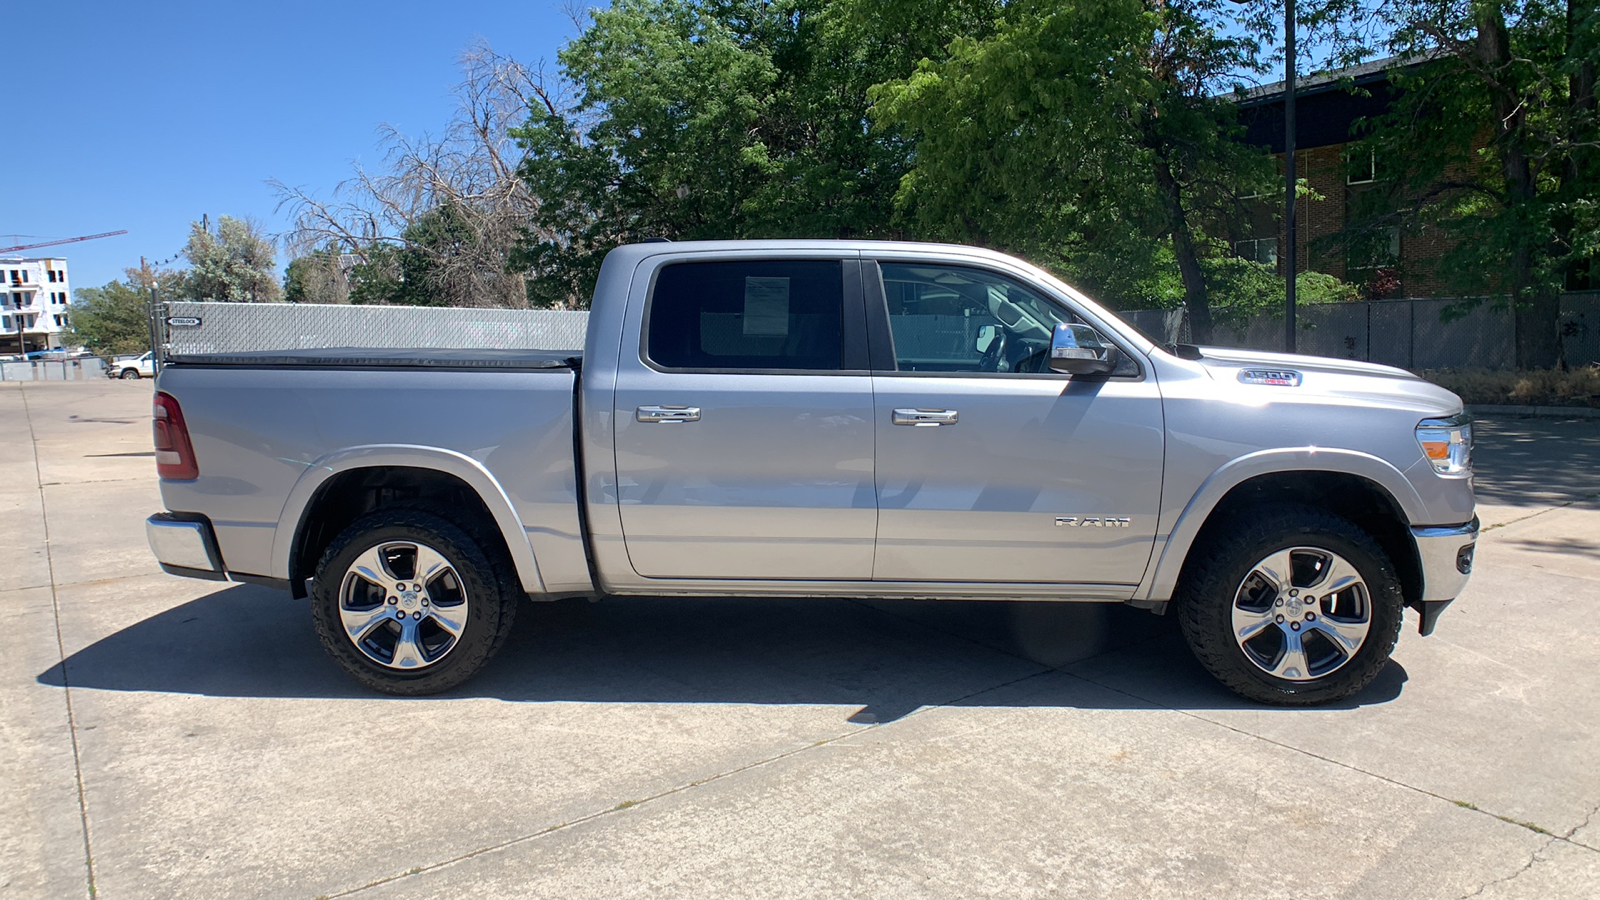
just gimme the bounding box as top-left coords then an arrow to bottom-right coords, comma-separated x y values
152,391 -> 198,480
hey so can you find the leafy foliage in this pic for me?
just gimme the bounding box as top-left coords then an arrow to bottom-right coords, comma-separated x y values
514,0 -> 962,307
63,267 -> 176,354
283,245 -> 350,305
1204,255 -> 1362,325
179,216 -> 281,303
867,0 -> 1275,340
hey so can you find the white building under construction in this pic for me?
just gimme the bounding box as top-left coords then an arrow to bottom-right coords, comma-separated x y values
2,257 -> 72,353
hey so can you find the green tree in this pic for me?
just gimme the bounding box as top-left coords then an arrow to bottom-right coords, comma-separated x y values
63,267 -> 177,354
514,0 -> 975,306
179,215 -> 282,303
1319,0 -> 1598,368
283,245 -> 350,305
871,0 -> 1274,341
340,205 -> 483,307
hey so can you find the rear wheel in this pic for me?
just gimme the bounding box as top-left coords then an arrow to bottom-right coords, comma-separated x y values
311,509 -> 517,695
1176,504 -> 1404,705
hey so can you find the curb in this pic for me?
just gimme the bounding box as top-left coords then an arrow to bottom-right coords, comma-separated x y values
1467,404 -> 1600,420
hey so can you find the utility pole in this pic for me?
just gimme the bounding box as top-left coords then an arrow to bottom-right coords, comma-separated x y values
141,256 -> 161,374
1283,0 -> 1298,354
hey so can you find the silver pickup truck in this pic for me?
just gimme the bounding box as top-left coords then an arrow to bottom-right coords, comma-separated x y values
145,240 -> 1477,705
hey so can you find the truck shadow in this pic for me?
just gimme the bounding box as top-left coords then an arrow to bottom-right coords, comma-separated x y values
39,583 -> 1407,718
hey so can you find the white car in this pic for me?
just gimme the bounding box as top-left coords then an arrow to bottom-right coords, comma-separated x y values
113,352 -> 156,380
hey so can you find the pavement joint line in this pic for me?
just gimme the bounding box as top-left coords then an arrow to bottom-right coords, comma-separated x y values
1060,666 -> 1600,856
39,476 -> 150,487
19,384 -> 98,900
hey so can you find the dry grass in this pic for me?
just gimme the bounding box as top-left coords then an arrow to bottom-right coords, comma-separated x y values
1421,365 -> 1600,408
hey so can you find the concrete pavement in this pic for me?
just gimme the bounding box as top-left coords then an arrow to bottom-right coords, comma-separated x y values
3,380 -> 1598,898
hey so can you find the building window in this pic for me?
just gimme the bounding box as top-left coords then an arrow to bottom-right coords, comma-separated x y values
1234,238 -> 1278,265
1348,150 -> 1376,185
1233,199 -> 1279,266
2,316 -> 9,329
55,315 -> 65,327
1348,226 -> 1401,271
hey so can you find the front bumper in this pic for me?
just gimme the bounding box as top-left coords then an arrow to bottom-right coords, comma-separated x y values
146,512 -> 227,581
1410,515 -> 1479,635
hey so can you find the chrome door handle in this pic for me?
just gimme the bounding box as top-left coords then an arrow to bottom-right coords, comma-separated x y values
892,408 -> 958,426
637,405 -> 701,423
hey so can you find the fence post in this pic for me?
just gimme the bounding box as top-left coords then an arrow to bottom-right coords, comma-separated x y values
1408,299 -> 1415,370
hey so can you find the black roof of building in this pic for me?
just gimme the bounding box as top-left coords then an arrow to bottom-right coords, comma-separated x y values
1235,55 -> 1427,153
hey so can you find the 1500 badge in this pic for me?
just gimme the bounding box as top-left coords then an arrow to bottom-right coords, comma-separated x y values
1054,516 -> 1132,527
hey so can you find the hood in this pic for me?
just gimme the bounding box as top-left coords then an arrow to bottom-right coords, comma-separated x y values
1190,346 -> 1463,415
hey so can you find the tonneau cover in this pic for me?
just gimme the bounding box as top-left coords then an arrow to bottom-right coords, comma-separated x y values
166,347 -> 581,369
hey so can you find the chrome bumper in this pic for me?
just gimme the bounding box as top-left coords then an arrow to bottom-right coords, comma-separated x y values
1410,516 -> 1478,635
146,513 -> 227,580
1412,516 -> 1478,603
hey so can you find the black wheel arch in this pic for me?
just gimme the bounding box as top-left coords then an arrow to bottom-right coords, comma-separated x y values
289,466 -> 517,600
1182,471 -> 1423,612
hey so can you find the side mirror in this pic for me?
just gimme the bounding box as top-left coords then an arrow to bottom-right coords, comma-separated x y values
1048,323 -> 1115,376
975,324 -> 998,353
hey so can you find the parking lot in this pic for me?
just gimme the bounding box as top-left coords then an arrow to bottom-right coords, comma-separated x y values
4,378 -> 1599,899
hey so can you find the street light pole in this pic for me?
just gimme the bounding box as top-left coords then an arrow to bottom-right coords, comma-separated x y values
1283,0 -> 1298,354
141,256 -> 161,375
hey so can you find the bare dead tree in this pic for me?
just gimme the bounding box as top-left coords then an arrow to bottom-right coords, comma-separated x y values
272,40 -> 573,308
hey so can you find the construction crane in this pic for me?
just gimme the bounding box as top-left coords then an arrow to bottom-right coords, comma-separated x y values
1,230 -> 129,254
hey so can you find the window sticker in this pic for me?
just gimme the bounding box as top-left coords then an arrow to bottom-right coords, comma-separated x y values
743,276 -> 790,336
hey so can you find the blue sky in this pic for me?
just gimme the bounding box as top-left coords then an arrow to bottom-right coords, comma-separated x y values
7,0 -> 585,291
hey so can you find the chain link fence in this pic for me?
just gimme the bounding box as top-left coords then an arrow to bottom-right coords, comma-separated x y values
0,357 -> 108,381
157,301 -> 590,360
1120,292 -> 1600,370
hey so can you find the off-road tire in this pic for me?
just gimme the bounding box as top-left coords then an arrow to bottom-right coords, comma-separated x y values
311,508 -> 517,695
1176,503 -> 1404,706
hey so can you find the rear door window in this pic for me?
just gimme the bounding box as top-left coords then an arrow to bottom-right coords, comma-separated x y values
646,260 -> 844,371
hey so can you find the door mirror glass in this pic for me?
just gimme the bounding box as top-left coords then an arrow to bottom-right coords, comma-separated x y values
1048,323 -> 1115,375
975,324 -> 998,353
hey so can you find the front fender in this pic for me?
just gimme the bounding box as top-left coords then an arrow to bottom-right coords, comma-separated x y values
1137,447 -> 1426,602
269,445 -> 546,594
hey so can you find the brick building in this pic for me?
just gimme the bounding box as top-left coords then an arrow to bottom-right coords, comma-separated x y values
1234,57 -> 1461,299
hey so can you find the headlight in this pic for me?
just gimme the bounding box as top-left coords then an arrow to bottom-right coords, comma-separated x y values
1416,414 -> 1473,474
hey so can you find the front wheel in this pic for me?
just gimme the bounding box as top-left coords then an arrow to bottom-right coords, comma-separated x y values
1176,504 -> 1404,706
120,368 -> 140,380
311,509 -> 517,695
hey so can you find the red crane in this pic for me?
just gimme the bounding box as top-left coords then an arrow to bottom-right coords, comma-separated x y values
1,230 -> 129,254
